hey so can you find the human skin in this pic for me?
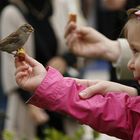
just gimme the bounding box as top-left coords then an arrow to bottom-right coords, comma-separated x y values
64,22 -> 120,62
103,0 -> 126,10
15,54 -> 137,99
127,18 -> 140,85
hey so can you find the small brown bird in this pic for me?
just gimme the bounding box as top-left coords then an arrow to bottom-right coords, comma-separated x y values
0,23 -> 34,54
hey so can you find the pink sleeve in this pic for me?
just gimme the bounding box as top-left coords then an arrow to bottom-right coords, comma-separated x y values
27,66 -> 138,140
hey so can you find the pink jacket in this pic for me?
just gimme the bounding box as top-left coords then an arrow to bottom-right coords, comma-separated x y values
28,67 -> 140,140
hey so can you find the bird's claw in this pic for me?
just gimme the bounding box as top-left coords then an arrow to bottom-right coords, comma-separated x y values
10,51 -> 17,57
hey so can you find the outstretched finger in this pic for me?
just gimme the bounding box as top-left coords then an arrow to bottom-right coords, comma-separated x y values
15,65 -> 29,76
24,54 -> 41,67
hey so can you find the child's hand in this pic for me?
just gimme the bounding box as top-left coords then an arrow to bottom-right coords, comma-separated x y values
15,54 -> 46,93
74,79 -> 138,99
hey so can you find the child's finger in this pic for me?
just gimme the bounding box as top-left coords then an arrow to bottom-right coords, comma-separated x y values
15,57 -> 25,68
16,71 -> 28,79
15,65 -> 29,75
15,53 -> 39,68
25,54 -> 41,67
79,83 -> 102,99
15,71 -> 28,86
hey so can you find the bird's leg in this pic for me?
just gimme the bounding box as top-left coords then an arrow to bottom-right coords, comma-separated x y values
10,51 -> 17,56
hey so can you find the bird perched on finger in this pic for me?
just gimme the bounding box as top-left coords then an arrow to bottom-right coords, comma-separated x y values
0,23 -> 34,54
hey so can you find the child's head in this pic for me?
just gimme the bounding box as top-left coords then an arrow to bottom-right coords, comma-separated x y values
123,6 -> 140,84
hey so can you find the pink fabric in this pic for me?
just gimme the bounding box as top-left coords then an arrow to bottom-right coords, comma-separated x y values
27,66 -> 140,140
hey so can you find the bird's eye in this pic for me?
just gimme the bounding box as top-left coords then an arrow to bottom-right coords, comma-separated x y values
25,26 -> 29,29
23,26 -> 30,31
21,24 -> 33,32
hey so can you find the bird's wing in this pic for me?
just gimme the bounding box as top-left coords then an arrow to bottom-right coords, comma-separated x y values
0,32 -> 20,49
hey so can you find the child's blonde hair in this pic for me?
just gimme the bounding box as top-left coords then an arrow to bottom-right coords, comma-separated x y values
123,6 -> 140,39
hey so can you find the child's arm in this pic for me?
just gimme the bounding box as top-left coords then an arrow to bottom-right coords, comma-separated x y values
74,79 -> 138,99
15,54 -> 136,140
28,69 -> 135,140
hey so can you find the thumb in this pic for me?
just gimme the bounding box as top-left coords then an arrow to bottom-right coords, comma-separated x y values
25,54 -> 40,67
76,26 -> 90,36
79,82 -> 102,99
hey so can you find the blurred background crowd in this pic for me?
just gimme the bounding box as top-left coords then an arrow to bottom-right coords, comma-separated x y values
0,0 -> 140,140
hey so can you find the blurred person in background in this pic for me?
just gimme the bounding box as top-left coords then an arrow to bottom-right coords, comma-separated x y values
79,0 -> 140,89
0,0 -> 53,139
80,0 -> 127,82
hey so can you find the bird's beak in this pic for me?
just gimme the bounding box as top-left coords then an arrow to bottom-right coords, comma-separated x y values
29,27 -> 34,32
